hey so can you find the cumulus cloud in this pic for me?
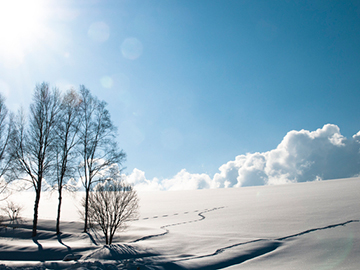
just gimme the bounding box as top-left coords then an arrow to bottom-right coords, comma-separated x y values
125,124 -> 360,190
125,168 -> 212,191
126,168 -> 163,191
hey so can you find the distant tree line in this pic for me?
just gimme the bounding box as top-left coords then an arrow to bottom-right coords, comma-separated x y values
0,83 -> 137,242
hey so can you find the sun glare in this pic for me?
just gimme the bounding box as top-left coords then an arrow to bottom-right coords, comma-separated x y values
0,0 -> 46,66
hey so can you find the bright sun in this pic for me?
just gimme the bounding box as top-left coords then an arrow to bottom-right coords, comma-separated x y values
0,0 -> 46,66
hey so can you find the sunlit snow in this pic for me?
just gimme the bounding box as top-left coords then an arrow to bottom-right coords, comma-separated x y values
0,177 -> 358,269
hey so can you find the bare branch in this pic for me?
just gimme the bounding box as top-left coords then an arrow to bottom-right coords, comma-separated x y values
87,179 -> 138,244
77,86 -> 126,232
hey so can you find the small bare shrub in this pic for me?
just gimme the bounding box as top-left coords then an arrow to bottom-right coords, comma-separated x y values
2,200 -> 23,224
87,180 -> 139,244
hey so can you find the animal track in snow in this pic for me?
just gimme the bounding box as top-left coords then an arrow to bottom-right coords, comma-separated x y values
175,219 -> 360,268
133,207 -> 225,243
141,209 -> 217,221
136,209 -> 359,268
276,219 -> 360,241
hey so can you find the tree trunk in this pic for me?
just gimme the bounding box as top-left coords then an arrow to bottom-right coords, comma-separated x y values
56,186 -> 62,235
83,188 -> 89,232
109,233 -> 113,245
105,231 -> 109,245
32,188 -> 41,237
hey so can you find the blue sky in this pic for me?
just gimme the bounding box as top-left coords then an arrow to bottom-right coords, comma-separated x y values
1,0 -> 360,184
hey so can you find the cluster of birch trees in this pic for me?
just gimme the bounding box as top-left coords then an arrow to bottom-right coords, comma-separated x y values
0,83 -> 127,237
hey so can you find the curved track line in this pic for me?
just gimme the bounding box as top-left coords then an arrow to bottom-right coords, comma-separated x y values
176,241 -> 282,270
132,207 -> 224,243
276,219 -> 360,241
134,208 -> 359,269
176,219 -> 360,268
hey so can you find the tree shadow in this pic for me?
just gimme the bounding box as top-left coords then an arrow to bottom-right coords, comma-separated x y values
32,236 -> 45,262
57,234 -> 72,254
32,236 -> 43,252
105,244 -> 151,260
85,228 -> 102,246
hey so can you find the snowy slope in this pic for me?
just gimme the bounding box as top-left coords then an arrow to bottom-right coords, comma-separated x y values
0,177 -> 359,269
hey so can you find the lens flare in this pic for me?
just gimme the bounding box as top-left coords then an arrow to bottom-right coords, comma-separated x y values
100,76 -> 114,89
121,37 -> 143,60
88,21 -> 110,42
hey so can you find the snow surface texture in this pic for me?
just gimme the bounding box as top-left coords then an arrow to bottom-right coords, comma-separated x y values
0,177 -> 359,269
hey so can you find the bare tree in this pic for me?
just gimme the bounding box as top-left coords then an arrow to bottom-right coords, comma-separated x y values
0,94 -> 15,199
53,89 -> 82,235
11,83 -> 61,237
87,179 -> 138,245
77,86 -> 126,232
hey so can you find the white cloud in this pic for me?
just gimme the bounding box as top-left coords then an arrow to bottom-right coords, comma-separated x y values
161,169 -> 212,191
125,168 -> 211,191
126,168 -> 163,191
126,124 -> 360,190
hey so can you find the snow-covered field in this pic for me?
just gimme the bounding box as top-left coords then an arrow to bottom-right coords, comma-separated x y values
0,177 -> 359,269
